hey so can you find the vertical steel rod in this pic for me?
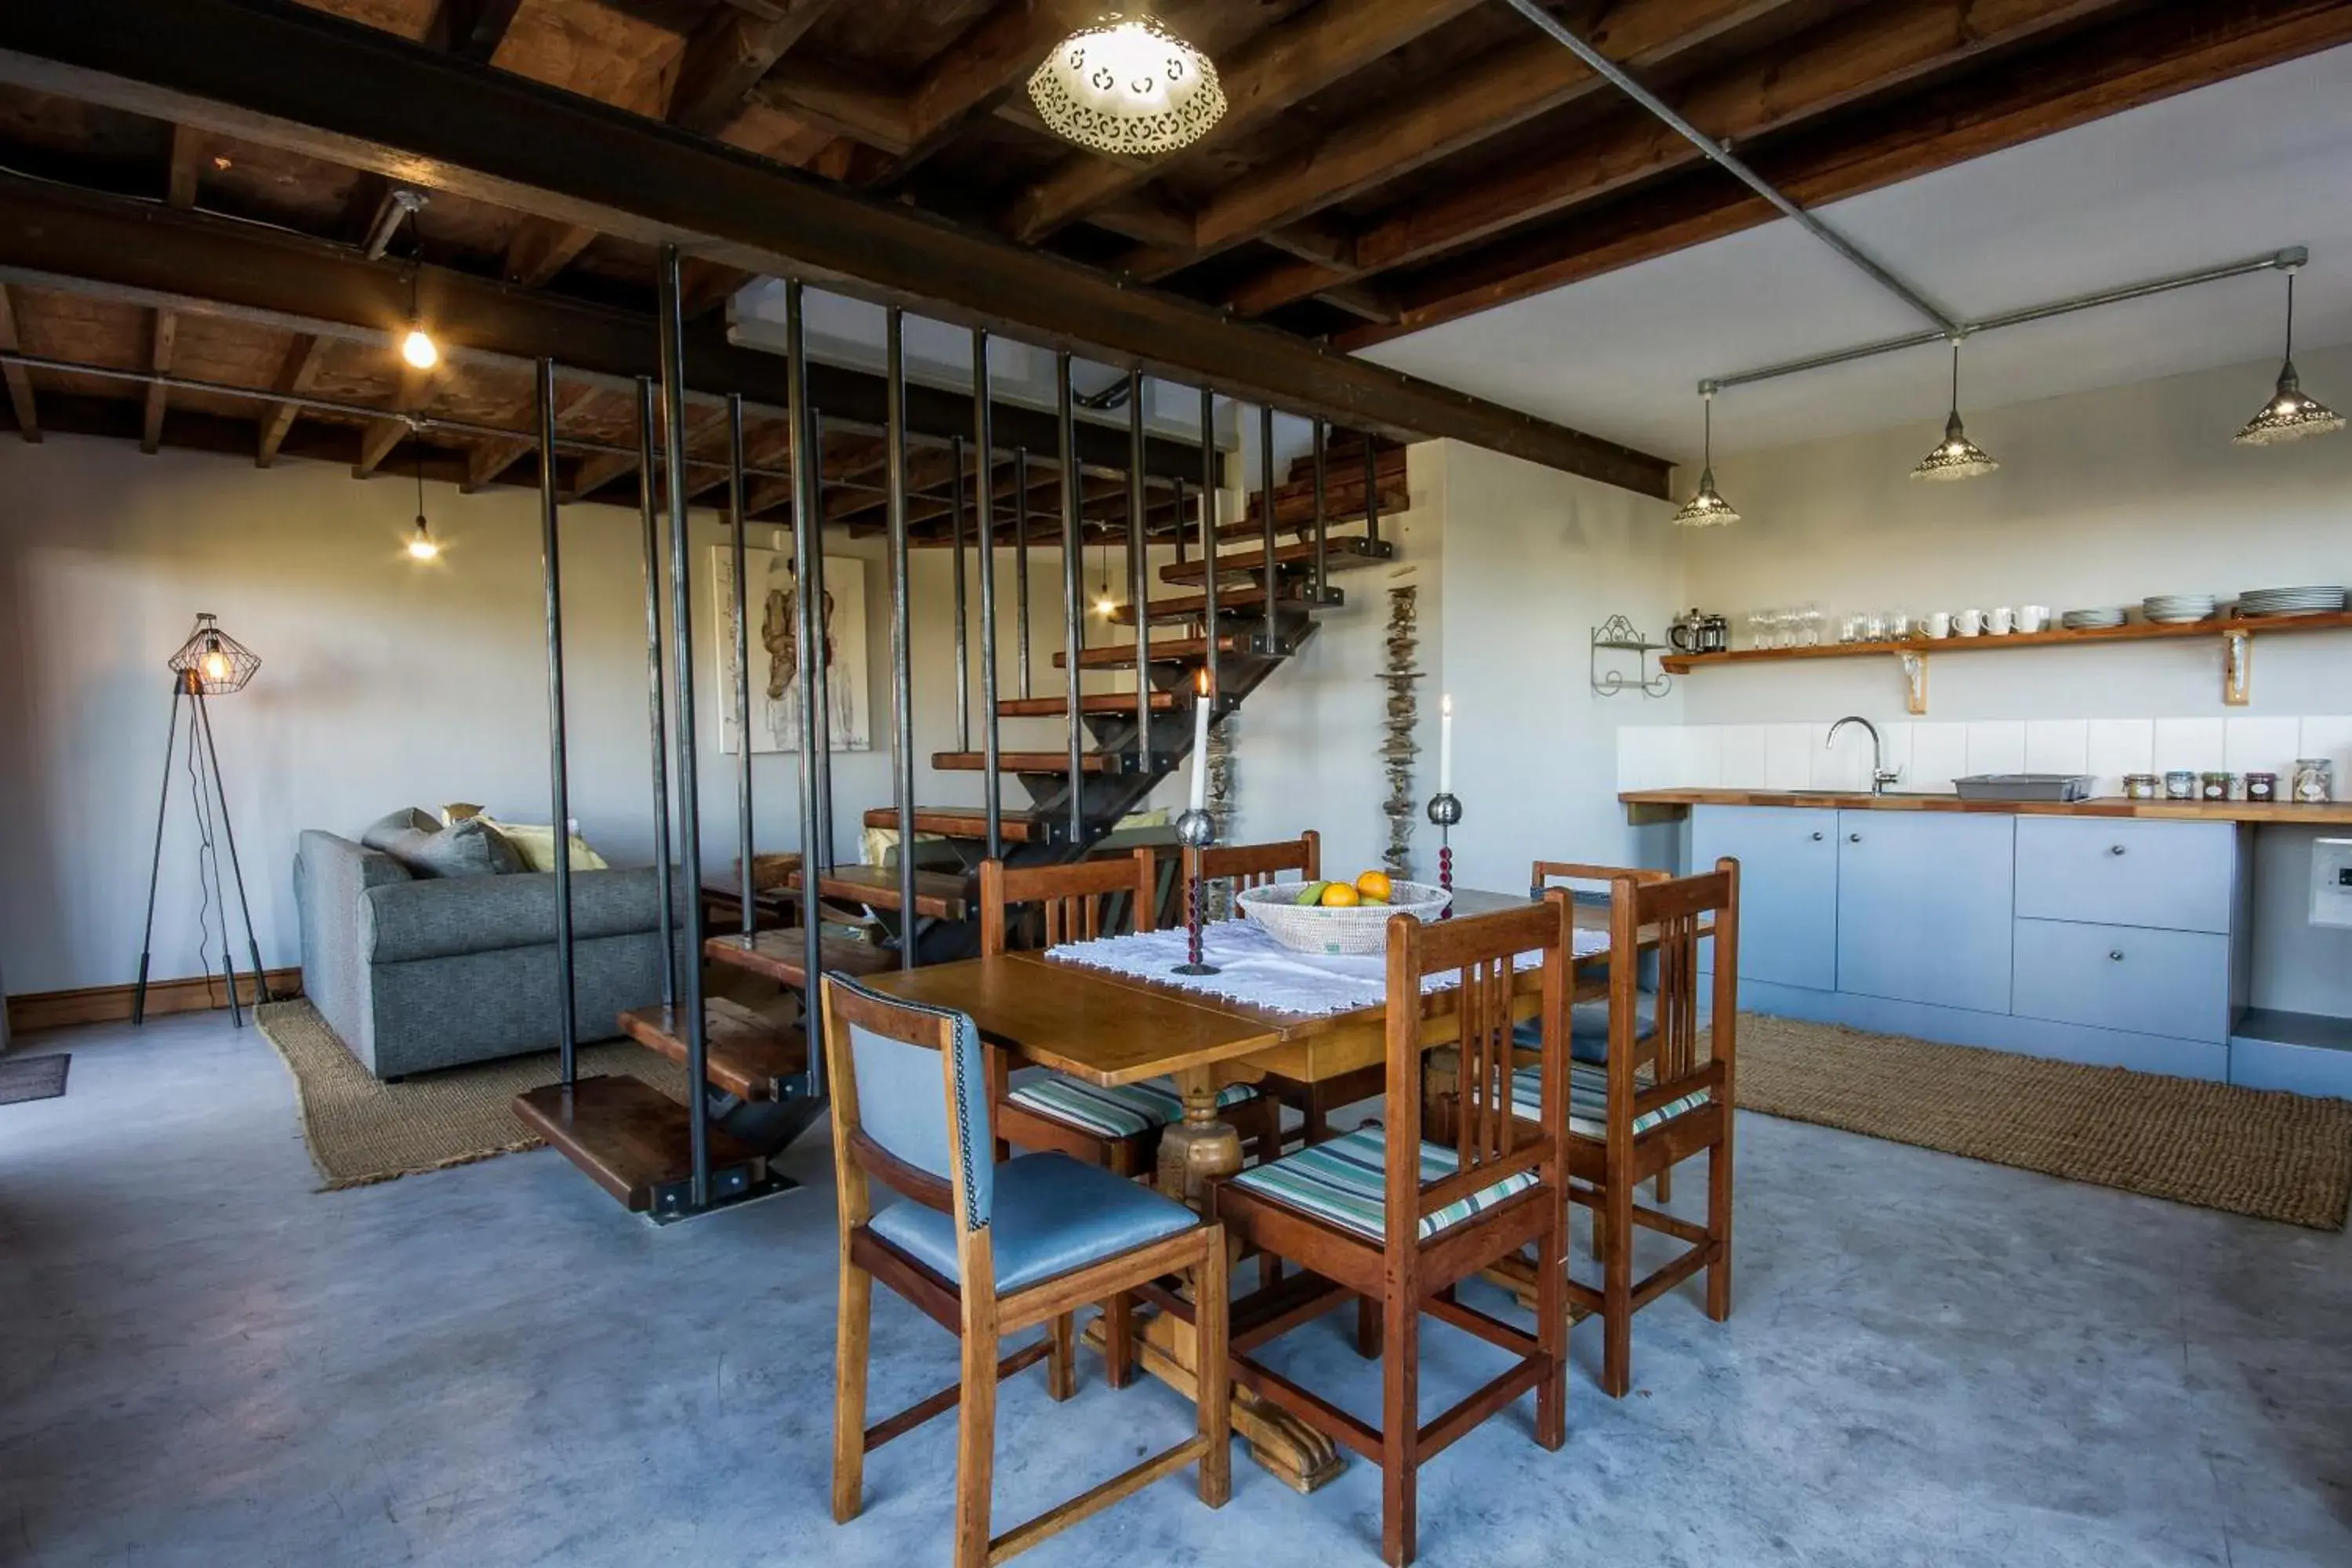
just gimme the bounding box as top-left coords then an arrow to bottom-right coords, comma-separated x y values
191,686 -> 270,1013
786,280 -> 826,1098
1312,419 -> 1328,601
131,677 -> 183,1025
808,409 -> 834,877
535,355 -> 579,1087
1363,435 -> 1381,548
635,377 -> 676,1014
1174,475 -> 1187,564
1199,387 -> 1219,704
657,252 -> 710,1202
1014,446 -> 1033,701
886,310 -> 916,970
974,331 -> 1003,861
727,394 -> 755,940
1127,368 -> 1149,771
951,434 -> 971,754
1259,404 -> 1278,654
1058,353 -> 1083,846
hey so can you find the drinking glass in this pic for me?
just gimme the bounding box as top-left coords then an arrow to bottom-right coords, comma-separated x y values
1800,603 -> 1824,646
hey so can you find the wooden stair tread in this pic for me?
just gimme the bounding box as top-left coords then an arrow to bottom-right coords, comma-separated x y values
862,806 -> 1047,844
997,691 -> 1178,717
1105,585 -> 1312,624
619,997 -> 807,1102
511,1074 -> 765,1211
1052,635 -> 1239,670
1160,535 -> 1393,585
706,927 -> 895,990
933,750 -> 1122,774
785,862 -> 971,918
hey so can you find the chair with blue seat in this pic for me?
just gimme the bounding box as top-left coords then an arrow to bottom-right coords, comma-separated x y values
822,973 -> 1231,1568
1213,898 -> 1574,1567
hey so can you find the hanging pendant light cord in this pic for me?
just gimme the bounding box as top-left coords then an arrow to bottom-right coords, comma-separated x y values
1702,393 -> 1714,467
1950,340 -> 1962,413
2285,270 -> 2297,360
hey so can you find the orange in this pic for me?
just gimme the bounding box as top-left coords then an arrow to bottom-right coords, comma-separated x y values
1318,882 -> 1361,908
1354,869 -> 1392,902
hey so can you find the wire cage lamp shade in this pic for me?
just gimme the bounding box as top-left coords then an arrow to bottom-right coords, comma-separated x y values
1672,390 -> 1740,526
1028,11 -> 1225,158
2235,270 -> 2344,446
1911,341 -> 1999,481
168,612 -> 260,695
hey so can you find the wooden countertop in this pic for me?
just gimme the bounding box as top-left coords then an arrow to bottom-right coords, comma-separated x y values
1620,788 -> 2352,826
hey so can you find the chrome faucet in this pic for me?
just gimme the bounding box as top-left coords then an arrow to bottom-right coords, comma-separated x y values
1828,716 -> 1903,795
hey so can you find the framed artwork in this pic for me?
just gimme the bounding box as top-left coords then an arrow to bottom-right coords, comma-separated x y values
709,545 -> 871,753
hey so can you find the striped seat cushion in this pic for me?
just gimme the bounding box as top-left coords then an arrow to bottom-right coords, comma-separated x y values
1503,1065 -> 1710,1141
1228,1126 -> 1539,1244
1007,1073 -> 1261,1141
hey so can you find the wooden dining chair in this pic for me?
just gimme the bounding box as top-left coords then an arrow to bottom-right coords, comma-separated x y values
1455,861 -> 1739,1399
1212,898 -> 1573,1567
822,973 -> 1231,1568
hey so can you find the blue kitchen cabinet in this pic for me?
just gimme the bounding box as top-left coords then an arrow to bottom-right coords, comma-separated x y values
1691,805 -> 1838,992
1835,810 -> 2015,1013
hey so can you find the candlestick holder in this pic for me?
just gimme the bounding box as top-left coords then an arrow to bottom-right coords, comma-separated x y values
1173,807 -> 1221,975
1426,792 -> 1461,917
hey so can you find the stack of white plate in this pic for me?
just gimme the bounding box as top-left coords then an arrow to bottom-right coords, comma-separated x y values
2061,608 -> 2126,630
2236,585 -> 2347,618
2144,593 -> 2217,624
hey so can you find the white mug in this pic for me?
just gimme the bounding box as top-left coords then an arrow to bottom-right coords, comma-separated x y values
1990,606 -> 2017,635
2019,604 -> 2050,633
1955,608 -> 1985,637
1922,611 -> 1952,639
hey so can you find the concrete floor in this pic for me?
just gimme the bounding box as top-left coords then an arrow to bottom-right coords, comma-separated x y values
1,1012 -> 2347,1568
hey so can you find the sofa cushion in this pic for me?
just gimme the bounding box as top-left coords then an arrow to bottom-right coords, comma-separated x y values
361,866 -> 670,963
483,819 -> 611,873
361,808 -> 524,879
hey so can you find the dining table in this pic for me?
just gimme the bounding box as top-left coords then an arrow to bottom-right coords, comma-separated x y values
860,887 -> 1639,1494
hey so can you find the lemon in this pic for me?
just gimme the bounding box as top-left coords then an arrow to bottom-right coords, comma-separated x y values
1354,869 -> 1392,902
1319,883 -> 1361,908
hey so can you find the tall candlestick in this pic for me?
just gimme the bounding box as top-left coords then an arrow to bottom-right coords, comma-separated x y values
1189,668 -> 1211,810
1439,694 -> 1454,794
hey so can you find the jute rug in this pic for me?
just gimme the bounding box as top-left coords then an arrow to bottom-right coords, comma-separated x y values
255,999 -> 690,1191
0,1052 -> 70,1105
1736,1014 -> 2352,1230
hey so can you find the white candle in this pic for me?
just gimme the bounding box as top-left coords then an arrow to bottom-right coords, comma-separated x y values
1439,694 -> 1454,794
1189,669 -> 1211,810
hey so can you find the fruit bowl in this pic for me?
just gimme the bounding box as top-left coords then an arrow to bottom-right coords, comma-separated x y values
1236,880 -> 1452,956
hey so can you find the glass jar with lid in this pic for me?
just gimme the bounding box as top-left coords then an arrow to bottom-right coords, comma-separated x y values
2292,757 -> 2335,804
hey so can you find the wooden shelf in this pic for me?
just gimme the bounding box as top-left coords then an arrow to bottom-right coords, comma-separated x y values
1658,610 -> 2352,673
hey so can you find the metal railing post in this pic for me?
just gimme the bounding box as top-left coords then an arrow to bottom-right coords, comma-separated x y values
951,434 -> 970,754
534,356 -> 578,1087
1014,446 -> 1033,701
1259,404 -> 1278,653
1058,354 -> 1083,847
635,376 -> 675,1015
1200,387 -> 1219,703
975,331 -> 1003,861
1128,368 -> 1149,771
785,278 -> 825,1098
887,310 -> 916,970
727,394 -> 754,939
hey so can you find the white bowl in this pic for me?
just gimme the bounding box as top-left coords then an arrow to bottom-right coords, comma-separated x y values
1237,880 -> 1452,956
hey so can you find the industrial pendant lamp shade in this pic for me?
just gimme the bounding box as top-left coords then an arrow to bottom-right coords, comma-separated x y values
1911,342 -> 1999,481
1029,12 -> 1225,158
2235,270 -> 2344,446
1672,390 -> 1740,526
168,612 -> 260,695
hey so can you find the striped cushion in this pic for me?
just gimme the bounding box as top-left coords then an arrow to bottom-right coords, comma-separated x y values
1008,1073 -> 1261,1140
1504,1065 -> 1710,1141
1228,1126 -> 1538,1244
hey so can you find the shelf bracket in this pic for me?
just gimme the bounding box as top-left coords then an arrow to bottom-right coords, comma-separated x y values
2223,630 -> 2251,706
1897,651 -> 1928,715
1591,614 -> 1671,698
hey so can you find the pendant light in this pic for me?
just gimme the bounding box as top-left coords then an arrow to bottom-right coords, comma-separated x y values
407,455 -> 439,561
1091,535 -> 1116,618
1911,339 -> 1998,481
1671,386 -> 1740,527
2234,264 -> 2343,446
398,205 -> 437,371
1029,11 -> 1225,158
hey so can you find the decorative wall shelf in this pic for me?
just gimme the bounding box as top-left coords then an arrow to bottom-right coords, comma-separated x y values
1591,614 -> 1671,698
1659,610 -> 2352,710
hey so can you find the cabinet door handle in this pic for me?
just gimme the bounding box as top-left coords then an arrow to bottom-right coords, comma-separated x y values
1811,831 -> 1825,841
2109,844 -> 2127,857
2108,949 -> 2125,962
1847,832 -> 1862,844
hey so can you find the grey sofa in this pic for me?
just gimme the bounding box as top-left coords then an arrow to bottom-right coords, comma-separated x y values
295,829 -> 676,1080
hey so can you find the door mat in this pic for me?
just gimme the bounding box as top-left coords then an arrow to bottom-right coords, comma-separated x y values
0,1053 -> 70,1105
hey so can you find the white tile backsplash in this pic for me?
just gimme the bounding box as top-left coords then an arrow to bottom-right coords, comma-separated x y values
2085,719 -> 2154,795
1814,721 -> 1877,790
1764,724 -> 1817,790
1675,726 -> 1723,789
2300,717 -> 2352,791
1615,727 -> 1678,793
1908,723 -> 1969,791
2023,720 -> 2089,778
2154,717 -> 2227,774
1965,720 -> 2026,777
2224,716 -> 2303,781
1718,725 -> 1767,789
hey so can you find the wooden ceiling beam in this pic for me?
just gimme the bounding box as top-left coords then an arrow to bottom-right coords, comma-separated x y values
1006,0 -> 1483,245
425,0 -> 526,65
668,0 -> 848,136
0,0 -> 1667,492
503,219 -> 600,288
1345,0 -> 2352,347
166,121 -> 206,209
751,61 -> 915,154
873,0 -> 1098,180
140,307 -> 176,453
256,332 -> 328,466
0,283 -> 38,441
1124,0 -> 1806,284
354,361 -> 446,478
1233,0 -> 2137,318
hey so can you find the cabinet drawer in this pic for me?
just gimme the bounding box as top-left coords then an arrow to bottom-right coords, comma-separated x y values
2013,818 -> 2235,933
2010,918 -> 2231,1042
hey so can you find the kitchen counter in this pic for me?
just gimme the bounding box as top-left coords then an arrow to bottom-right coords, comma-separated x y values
1621,788 -> 2352,826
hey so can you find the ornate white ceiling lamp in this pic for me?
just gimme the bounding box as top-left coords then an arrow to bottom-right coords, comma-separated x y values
2235,264 -> 2343,446
1029,12 -> 1225,158
1911,339 -> 1999,481
1671,386 -> 1740,527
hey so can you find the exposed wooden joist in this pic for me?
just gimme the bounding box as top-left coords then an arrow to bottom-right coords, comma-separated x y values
667,0 -> 847,136
1344,0 -> 2352,346
1235,0 -> 2135,318
750,61 -> 915,154
0,282 -> 38,441
0,0 -> 1669,494
875,0 -> 1098,178
355,362 -> 445,478
166,121 -> 205,209
426,0 -> 525,64
140,307 -> 176,452
0,172 -> 1204,481
1005,0 -> 1484,244
503,218 -> 599,288
256,332 -> 328,466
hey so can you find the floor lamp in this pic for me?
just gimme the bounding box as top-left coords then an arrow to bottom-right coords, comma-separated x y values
133,613 -> 270,1028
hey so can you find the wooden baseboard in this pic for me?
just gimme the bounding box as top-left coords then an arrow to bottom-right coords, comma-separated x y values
6,967 -> 303,1035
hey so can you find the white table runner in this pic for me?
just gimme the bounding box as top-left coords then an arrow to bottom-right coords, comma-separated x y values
1046,917 -> 1610,1018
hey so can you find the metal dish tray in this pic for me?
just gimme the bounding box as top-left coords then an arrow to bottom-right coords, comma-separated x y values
1953,773 -> 2095,802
